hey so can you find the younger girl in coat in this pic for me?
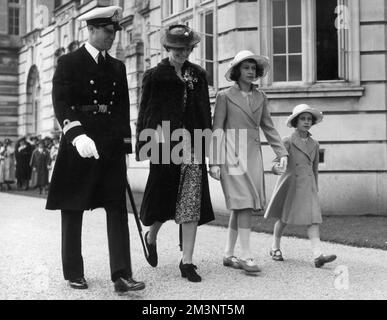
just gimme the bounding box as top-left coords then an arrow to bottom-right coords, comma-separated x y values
209,51 -> 288,272
264,104 -> 337,268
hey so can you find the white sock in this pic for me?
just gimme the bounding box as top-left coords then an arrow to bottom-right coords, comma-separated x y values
310,237 -> 322,259
238,227 -> 252,260
272,237 -> 281,251
225,228 -> 238,257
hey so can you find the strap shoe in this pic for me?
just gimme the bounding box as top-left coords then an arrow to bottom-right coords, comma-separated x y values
314,254 -> 337,268
179,260 -> 201,282
145,231 -> 158,267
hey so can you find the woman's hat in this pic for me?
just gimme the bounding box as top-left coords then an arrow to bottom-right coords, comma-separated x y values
225,50 -> 270,82
286,104 -> 323,128
161,25 -> 201,48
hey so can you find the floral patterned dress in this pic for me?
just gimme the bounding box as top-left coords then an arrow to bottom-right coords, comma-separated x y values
175,68 -> 202,224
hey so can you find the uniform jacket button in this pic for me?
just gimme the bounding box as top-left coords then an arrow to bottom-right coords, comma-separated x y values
94,90 -> 98,94
112,91 -> 115,95
93,111 -> 97,115
90,80 -> 94,84
108,111 -> 111,115
93,100 -> 98,104
113,82 -> 116,86
71,106 -> 75,110
110,101 -> 113,105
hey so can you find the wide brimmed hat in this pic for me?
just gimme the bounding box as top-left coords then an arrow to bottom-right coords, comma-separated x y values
286,104 -> 323,128
225,50 -> 270,82
161,25 -> 201,48
78,6 -> 123,31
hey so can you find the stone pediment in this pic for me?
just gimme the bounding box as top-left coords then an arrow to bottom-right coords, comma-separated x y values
135,0 -> 150,15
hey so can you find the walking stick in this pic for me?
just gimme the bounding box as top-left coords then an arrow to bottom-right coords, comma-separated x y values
125,176 -> 149,259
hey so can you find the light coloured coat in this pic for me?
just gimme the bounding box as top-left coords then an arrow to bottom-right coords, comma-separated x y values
264,131 -> 322,225
211,84 -> 288,210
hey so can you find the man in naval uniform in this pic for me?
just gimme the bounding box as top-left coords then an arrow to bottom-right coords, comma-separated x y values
46,6 -> 145,294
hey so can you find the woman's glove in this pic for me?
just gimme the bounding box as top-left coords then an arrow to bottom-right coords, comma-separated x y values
72,134 -> 99,159
209,165 -> 221,180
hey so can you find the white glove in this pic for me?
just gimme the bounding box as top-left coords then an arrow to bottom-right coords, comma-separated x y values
273,156 -> 288,175
72,134 -> 99,159
209,165 -> 221,180
279,156 -> 288,172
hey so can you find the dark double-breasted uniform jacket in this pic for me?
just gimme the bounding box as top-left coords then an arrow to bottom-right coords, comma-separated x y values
135,58 -> 215,226
46,45 -> 132,211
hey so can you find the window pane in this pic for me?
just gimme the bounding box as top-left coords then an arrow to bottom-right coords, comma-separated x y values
288,27 -> 301,53
289,55 -> 302,81
273,56 -> 287,81
288,0 -> 301,25
206,62 -> 214,86
203,12 -> 214,86
316,0 -> 338,80
206,12 -> 213,35
273,28 -> 286,54
272,0 -> 286,26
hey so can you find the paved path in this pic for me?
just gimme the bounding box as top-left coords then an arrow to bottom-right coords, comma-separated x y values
0,193 -> 386,300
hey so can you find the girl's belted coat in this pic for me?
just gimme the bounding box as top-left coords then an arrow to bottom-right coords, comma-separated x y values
211,84 -> 288,210
135,58 -> 214,226
264,131 -> 322,225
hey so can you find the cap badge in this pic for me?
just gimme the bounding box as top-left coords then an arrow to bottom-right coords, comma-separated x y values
112,10 -> 119,22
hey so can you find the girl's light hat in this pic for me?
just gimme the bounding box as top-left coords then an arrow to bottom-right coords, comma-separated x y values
286,104 -> 323,128
225,50 -> 270,82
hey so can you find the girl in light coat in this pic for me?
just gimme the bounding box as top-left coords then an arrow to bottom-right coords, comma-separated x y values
264,104 -> 337,268
209,51 -> 288,272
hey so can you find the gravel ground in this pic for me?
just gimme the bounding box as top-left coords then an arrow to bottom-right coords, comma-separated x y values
0,193 -> 386,300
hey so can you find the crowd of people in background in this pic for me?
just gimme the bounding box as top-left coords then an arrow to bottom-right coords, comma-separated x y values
0,135 -> 60,194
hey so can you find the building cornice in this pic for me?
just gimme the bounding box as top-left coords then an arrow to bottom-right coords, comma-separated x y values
21,29 -> 42,47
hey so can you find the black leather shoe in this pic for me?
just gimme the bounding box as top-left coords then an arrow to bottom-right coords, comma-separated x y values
145,231 -> 158,267
314,254 -> 337,268
179,260 -> 201,282
114,277 -> 145,294
68,277 -> 88,289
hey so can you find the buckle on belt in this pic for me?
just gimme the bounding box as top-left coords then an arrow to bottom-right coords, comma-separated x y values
98,104 -> 108,113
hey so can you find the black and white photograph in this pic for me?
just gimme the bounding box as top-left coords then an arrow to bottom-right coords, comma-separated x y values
0,0 -> 386,307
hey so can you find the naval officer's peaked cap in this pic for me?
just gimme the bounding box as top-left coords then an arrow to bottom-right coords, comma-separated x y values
78,6 -> 123,31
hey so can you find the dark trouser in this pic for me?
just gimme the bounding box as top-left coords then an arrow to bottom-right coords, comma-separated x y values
61,206 -> 132,282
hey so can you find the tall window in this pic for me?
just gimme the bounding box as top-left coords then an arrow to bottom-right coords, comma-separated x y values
316,0 -> 346,80
184,0 -> 192,9
8,0 -> 20,35
201,11 -> 214,86
272,0 -> 302,82
168,0 -> 179,15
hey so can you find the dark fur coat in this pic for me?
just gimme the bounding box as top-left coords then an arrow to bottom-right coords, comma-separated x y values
135,58 -> 214,226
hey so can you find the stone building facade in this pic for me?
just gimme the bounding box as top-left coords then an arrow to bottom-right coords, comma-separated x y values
3,0 -> 387,214
0,0 -> 26,139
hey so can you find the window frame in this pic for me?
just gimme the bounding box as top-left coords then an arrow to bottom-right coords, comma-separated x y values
199,9 -> 215,88
8,0 -> 21,35
259,0 -> 360,89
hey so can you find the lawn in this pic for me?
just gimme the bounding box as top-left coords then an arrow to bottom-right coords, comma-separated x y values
3,189 -> 387,250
